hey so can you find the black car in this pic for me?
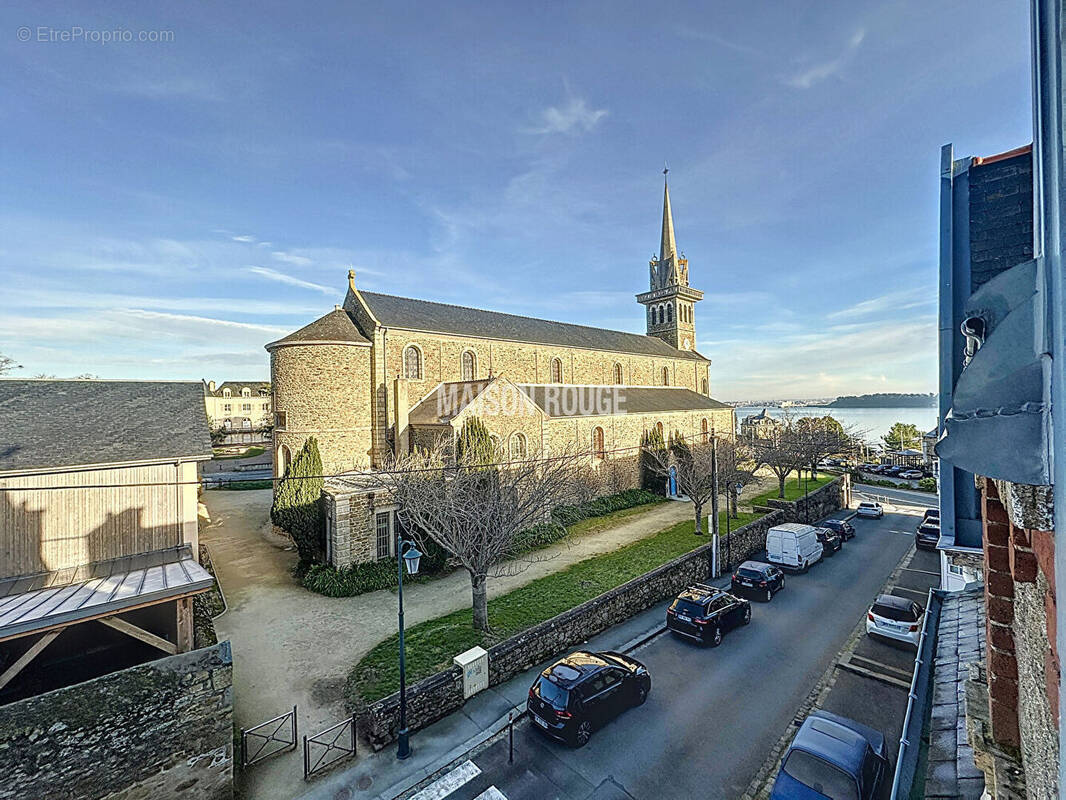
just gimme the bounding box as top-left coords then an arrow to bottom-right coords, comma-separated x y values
922,508 -> 940,525
822,518 -> 855,541
731,560 -> 785,601
815,527 -> 843,555
527,650 -> 651,747
666,584 -> 751,646
915,522 -> 940,551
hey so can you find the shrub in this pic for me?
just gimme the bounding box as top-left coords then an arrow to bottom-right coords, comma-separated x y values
917,477 -> 937,493
271,437 -> 325,564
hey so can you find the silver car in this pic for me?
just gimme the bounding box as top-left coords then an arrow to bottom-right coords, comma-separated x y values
855,501 -> 884,518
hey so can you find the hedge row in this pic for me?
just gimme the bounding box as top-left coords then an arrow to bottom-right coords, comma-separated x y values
301,488 -> 661,598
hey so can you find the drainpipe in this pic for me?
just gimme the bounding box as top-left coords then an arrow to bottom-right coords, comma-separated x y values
1031,0 -> 1066,788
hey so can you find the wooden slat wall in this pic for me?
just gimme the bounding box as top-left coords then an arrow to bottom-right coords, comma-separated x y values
0,463 -> 188,578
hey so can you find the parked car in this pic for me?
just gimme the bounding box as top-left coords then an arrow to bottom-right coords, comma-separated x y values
821,518 -> 855,541
899,469 -> 924,480
666,584 -> 751,646
766,523 -> 824,572
866,594 -> 926,647
859,463 -> 878,472
731,560 -> 785,601
855,502 -> 884,519
883,466 -> 903,477
815,527 -> 843,555
915,522 -> 941,551
922,507 -> 940,525
527,650 -> 650,747
770,710 -> 888,800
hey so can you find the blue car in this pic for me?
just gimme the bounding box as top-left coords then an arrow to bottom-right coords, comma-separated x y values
771,710 -> 888,800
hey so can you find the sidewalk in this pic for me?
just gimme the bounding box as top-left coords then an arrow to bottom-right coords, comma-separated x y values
295,570 -> 732,800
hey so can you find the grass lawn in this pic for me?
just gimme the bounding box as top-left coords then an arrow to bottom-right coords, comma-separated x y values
748,474 -> 836,507
347,507 -> 761,706
212,446 -> 266,460
564,496 -> 666,537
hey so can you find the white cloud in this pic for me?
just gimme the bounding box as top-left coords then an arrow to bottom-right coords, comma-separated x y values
246,266 -> 336,295
827,287 -> 932,320
527,97 -> 608,135
271,250 -> 314,267
784,28 -> 866,89
231,234 -> 256,243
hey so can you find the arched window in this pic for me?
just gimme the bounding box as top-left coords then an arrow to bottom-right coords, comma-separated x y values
223,419 -> 232,430
667,304 -> 673,323
461,350 -> 476,381
550,357 -> 563,384
489,434 -> 501,456
658,306 -> 665,325
655,421 -> 664,439
701,418 -> 709,442
701,378 -> 708,395
404,345 -> 422,380
222,388 -> 231,398
592,426 -> 606,460
509,432 -> 527,459
241,387 -> 251,397
661,367 -> 669,386
613,363 -> 623,385
278,444 -> 292,476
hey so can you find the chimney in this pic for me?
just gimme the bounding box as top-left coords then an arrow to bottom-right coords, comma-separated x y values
208,380 -> 216,392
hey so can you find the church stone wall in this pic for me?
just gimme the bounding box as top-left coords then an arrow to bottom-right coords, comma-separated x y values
270,342 -> 374,476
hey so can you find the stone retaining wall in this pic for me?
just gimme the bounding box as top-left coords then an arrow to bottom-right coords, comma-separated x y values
764,474 -> 849,525
0,642 -> 234,800
361,509 -> 788,749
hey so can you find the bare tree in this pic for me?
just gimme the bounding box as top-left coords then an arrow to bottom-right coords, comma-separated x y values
0,353 -> 21,376
751,422 -> 806,499
716,436 -> 758,518
643,433 -> 720,535
364,430 -> 586,633
795,416 -> 857,479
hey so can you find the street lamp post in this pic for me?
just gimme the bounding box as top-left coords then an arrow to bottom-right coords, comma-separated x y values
395,534 -> 423,761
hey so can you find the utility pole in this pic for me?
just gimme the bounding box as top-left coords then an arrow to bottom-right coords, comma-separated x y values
710,430 -> 720,576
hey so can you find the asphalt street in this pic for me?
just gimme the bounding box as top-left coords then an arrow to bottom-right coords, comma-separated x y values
415,509 -> 920,800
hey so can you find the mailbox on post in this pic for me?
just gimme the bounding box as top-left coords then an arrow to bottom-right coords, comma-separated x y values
453,646 -> 489,699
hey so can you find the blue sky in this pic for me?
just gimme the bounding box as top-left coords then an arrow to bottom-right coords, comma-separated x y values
0,1 -> 1032,400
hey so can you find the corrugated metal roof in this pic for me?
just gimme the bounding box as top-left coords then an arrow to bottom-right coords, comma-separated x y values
359,291 -> 709,361
0,546 -> 213,641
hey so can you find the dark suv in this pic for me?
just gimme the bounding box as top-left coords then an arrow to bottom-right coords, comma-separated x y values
815,527 -> 843,555
666,584 -> 751,646
527,650 -> 651,747
731,561 -> 785,601
821,518 -> 855,540
915,521 -> 940,551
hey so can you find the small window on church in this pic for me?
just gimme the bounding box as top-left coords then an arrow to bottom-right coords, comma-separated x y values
661,367 -> 669,386
667,304 -> 673,323
461,350 -> 476,381
655,421 -> 664,439
613,363 -> 623,385
701,378 -> 708,395
701,418 -> 709,442
509,432 -> 527,459
593,426 -> 606,461
404,345 -> 422,380
550,357 -> 562,384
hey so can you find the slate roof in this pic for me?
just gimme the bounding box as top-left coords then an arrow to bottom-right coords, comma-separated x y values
0,380 -> 213,473
407,380 -> 731,425
359,291 -> 709,361
206,380 -> 271,397
266,308 -> 371,348
0,545 -> 213,641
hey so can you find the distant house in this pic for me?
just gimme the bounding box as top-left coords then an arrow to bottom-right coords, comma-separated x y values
740,408 -> 781,440
203,379 -> 272,445
0,380 -> 215,701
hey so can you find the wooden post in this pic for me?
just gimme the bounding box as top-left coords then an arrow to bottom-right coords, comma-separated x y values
176,597 -> 194,653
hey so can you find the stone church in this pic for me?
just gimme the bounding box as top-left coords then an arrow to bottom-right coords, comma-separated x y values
267,177 -> 735,566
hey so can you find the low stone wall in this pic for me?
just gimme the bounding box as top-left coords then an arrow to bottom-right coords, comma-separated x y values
764,474 -> 849,525
361,509 -> 787,749
0,642 -> 234,800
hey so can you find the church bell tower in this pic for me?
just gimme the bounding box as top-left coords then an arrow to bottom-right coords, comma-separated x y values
636,169 -> 703,351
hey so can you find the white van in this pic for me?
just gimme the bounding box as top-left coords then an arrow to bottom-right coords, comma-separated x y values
765,523 -> 824,572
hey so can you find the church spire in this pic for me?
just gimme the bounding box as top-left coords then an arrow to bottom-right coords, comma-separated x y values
660,168 -> 677,263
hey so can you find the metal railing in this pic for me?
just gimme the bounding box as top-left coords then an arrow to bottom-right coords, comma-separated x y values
241,705 -> 298,767
303,715 -> 357,780
890,589 -> 944,799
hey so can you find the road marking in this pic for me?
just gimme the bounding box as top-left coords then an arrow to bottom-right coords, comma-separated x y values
849,653 -> 915,679
887,529 -> 916,536
901,567 -> 940,577
891,585 -> 931,598
473,788 -> 508,800
837,657 -> 912,690
410,760 -> 481,800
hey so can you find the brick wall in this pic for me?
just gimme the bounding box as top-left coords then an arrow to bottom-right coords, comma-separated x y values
359,510 -> 788,749
968,149 -> 1034,291
0,642 -> 233,800
981,479 -> 1059,797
